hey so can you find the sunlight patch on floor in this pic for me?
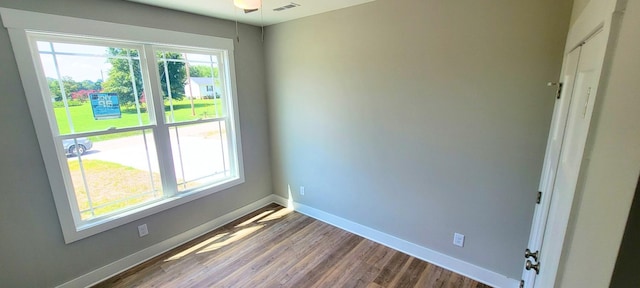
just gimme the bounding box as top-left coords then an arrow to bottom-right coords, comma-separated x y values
197,225 -> 265,254
287,185 -> 294,208
258,208 -> 293,223
165,232 -> 229,262
235,210 -> 274,227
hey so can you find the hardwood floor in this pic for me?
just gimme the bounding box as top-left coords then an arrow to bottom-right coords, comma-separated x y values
94,204 -> 492,288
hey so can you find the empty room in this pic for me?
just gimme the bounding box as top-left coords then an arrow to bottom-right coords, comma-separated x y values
0,0 -> 638,287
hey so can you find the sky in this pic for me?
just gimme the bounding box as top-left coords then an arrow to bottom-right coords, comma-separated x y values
37,41 -> 113,82
36,40 -> 221,83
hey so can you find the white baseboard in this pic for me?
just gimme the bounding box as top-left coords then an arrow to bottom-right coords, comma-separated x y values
271,195 -> 520,288
57,195 -> 277,288
59,194 -> 519,288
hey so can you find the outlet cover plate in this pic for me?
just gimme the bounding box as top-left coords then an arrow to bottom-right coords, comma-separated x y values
453,233 -> 465,247
138,224 -> 149,237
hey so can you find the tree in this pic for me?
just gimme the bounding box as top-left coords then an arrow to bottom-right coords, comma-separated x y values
158,52 -> 187,101
79,79 -> 102,91
102,49 -> 186,106
102,48 -> 144,106
93,79 -> 103,91
189,65 -> 219,78
48,78 -> 61,101
47,76 -> 80,102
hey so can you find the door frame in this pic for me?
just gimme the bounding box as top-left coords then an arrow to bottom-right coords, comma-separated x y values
521,1 -> 627,287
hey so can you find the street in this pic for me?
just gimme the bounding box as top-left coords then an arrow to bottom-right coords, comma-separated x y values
77,124 -> 230,186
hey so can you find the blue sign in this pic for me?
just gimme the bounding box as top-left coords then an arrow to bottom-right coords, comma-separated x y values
90,93 -> 121,120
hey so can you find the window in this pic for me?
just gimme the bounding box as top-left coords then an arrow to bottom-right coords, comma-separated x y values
1,8 -> 244,243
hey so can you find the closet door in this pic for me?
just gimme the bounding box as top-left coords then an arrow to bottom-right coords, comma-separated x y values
522,29 -> 607,288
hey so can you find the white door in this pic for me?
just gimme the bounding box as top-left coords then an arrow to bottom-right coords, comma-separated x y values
520,44 -> 581,288
521,29 -> 607,288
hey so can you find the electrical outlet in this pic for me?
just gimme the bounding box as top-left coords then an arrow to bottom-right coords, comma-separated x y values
300,186 -> 305,196
453,233 -> 465,247
138,224 -> 149,237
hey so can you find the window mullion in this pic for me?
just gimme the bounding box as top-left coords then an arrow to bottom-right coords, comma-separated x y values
142,44 -> 178,197
75,152 -> 96,218
49,42 -> 76,134
217,120 -> 228,176
55,136 -> 86,226
218,53 -> 237,176
208,54 -> 219,118
125,49 -> 144,126
172,127 -> 188,190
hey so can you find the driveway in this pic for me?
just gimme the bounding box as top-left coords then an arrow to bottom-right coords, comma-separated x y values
80,125 -> 229,184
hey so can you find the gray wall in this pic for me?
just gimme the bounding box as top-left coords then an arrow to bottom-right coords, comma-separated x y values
0,0 -> 271,286
265,0 -> 572,279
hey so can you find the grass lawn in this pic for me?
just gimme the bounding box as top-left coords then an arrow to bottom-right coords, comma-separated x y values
69,159 -> 206,219
61,99 -> 224,218
55,99 -> 224,141
69,159 -> 163,220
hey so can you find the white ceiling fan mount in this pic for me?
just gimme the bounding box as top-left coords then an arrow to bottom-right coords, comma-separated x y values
234,0 -> 261,14
126,0 -> 376,26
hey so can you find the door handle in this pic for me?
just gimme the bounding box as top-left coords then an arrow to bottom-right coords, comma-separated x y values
547,82 -> 563,99
526,260 -> 540,274
525,248 -> 539,261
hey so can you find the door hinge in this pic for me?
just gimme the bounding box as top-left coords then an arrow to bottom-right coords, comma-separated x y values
536,191 -> 542,204
520,280 -> 525,288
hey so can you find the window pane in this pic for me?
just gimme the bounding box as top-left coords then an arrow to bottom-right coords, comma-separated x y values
37,41 -> 150,135
169,121 -> 230,192
158,50 -> 225,123
65,130 -> 162,220
52,42 -> 107,55
36,41 -> 52,52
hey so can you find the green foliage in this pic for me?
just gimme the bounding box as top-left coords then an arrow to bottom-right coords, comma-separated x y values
48,76 -> 79,101
189,65 -> 219,78
102,48 -> 144,106
48,77 -> 103,102
79,79 -> 103,91
158,52 -> 187,101
102,49 -> 187,106
52,100 -> 84,108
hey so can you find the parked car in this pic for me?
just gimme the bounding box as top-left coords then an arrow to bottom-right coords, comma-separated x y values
63,138 -> 93,156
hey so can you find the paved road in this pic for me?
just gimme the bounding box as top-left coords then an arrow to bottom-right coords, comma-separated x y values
78,125 -> 229,184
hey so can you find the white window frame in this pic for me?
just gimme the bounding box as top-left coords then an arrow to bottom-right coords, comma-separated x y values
1,8 -> 245,243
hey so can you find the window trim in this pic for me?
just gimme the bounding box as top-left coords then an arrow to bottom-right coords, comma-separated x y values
1,8 -> 245,243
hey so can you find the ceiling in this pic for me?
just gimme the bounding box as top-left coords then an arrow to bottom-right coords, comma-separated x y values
127,0 -> 376,26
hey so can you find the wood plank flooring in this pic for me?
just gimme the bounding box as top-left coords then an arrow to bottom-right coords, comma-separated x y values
94,204 -> 492,288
